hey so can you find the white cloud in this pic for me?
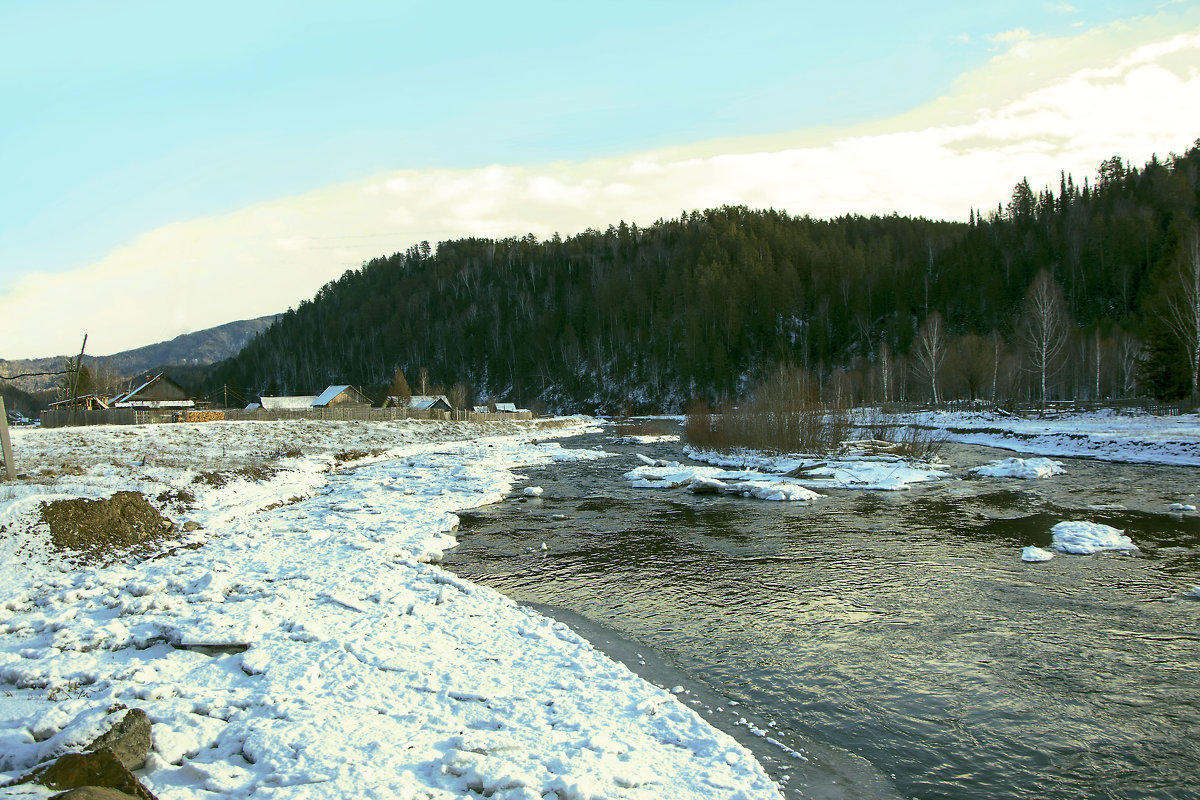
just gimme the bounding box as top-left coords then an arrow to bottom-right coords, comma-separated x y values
4,16 -> 1200,359
988,27 -> 1039,45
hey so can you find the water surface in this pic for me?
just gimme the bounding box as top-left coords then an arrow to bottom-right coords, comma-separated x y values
444,428 -> 1200,799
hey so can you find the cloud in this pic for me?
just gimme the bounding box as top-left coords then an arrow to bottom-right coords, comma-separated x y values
988,27 -> 1039,45
4,15 -> 1200,359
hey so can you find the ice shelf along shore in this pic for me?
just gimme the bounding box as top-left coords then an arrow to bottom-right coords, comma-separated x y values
0,418 -> 781,800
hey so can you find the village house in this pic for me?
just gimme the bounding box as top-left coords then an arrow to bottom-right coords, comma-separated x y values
313,385 -> 372,407
257,395 -> 319,410
407,395 -> 454,412
110,373 -> 195,409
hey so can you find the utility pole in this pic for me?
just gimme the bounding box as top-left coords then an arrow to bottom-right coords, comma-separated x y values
69,334 -> 88,427
0,398 -> 15,481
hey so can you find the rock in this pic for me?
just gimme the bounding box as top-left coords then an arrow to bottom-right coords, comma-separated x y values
87,709 -> 151,771
51,787 -> 143,800
182,521 -> 203,532
19,750 -> 158,800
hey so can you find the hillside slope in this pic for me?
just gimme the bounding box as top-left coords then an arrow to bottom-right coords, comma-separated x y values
1,315 -> 278,395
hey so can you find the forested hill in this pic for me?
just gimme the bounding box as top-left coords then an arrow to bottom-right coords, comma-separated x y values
208,142 -> 1200,412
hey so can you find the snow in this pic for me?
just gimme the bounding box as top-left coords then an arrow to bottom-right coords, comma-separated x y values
608,434 -> 681,444
1168,503 -> 1197,513
899,409 -> 1200,465
1050,521 -> 1139,555
973,457 -> 1065,479
0,419 -> 780,799
681,449 -> 948,492
523,486 -> 544,497
1020,546 -> 1056,562
625,459 -> 822,502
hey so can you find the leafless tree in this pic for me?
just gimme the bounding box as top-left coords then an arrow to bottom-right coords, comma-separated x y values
1019,270 -> 1071,405
1116,329 -> 1141,397
913,312 -> 947,405
878,342 -> 891,405
1161,225 -> 1200,400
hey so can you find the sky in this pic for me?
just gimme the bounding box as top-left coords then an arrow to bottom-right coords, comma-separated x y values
3,1 -> 1200,359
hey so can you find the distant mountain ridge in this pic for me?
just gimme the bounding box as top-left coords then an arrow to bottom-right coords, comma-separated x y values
1,315 -> 278,395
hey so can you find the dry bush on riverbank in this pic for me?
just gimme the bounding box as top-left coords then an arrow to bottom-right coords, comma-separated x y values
686,368 -> 947,458
855,408 -> 946,460
685,367 -> 852,454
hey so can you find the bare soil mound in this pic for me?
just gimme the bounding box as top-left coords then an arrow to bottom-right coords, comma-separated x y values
39,492 -> 175,563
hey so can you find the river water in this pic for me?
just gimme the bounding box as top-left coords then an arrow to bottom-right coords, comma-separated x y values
442,425 -> 1200,800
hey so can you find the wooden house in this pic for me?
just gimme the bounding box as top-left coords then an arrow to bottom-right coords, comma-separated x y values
110,374 -> 194,409
313,385 -> 372,408
407,395 -> 453,412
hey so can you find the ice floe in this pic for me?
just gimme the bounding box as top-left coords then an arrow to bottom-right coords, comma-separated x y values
625,459 -> 821,502
1021,546 -> 1056,562
682,448 -> 949,491
973,457 -> 1065,479
1050,521 -> 1139,555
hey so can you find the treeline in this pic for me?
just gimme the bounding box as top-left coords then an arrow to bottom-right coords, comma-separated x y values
208,141 -> 1200,412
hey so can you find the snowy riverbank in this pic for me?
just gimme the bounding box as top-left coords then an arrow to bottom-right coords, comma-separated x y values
0,419 -> 780,799
900,408 -> 1200,465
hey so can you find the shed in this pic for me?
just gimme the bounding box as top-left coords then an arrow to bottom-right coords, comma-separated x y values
314,385 -> 372,408
49,394 -> 111,411
111,374 -> 194,409
494,402 -> 518,413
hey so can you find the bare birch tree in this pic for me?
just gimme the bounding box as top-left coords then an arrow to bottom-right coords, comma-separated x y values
1116,329 -> 1141,397
1161,225 -> 1200,400
1019,270 -> 1070,405
914,312 -> 947,405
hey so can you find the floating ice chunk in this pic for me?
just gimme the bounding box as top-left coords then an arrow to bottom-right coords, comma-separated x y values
687,476 -> 728,495
1050,521 -> 1138,554
523,486 -> 544,497
1021,546 -> 1056,562
1168,503 -> 1197,513
974,457 -> 1065,479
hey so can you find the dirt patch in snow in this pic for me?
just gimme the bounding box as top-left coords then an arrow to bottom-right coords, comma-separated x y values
192,466 -> 276,487
38,491 -> 177,563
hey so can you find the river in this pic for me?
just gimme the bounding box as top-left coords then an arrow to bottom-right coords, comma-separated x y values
443,424 -> 1200,799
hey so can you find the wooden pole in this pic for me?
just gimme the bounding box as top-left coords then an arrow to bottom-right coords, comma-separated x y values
69,334 -> 87,427
0,397 -> 16,481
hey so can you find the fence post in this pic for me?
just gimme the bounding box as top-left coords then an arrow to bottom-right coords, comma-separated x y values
0,398 -> 16,481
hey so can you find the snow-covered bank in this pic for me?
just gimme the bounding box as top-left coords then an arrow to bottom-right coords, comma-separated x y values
0,419 -> 780,799
900,409 -> 1200,465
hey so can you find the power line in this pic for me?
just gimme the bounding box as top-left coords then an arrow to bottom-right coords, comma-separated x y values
1,369 -> 72,380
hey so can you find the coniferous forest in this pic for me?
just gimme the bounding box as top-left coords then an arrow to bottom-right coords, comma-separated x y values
207,142 -> 1200,412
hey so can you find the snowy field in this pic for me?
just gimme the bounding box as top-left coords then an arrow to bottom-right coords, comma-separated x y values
0,419 -> 780,799
900,408 -> 1200,465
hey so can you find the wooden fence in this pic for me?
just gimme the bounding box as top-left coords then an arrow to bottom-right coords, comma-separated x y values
40,406 -> 535,429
